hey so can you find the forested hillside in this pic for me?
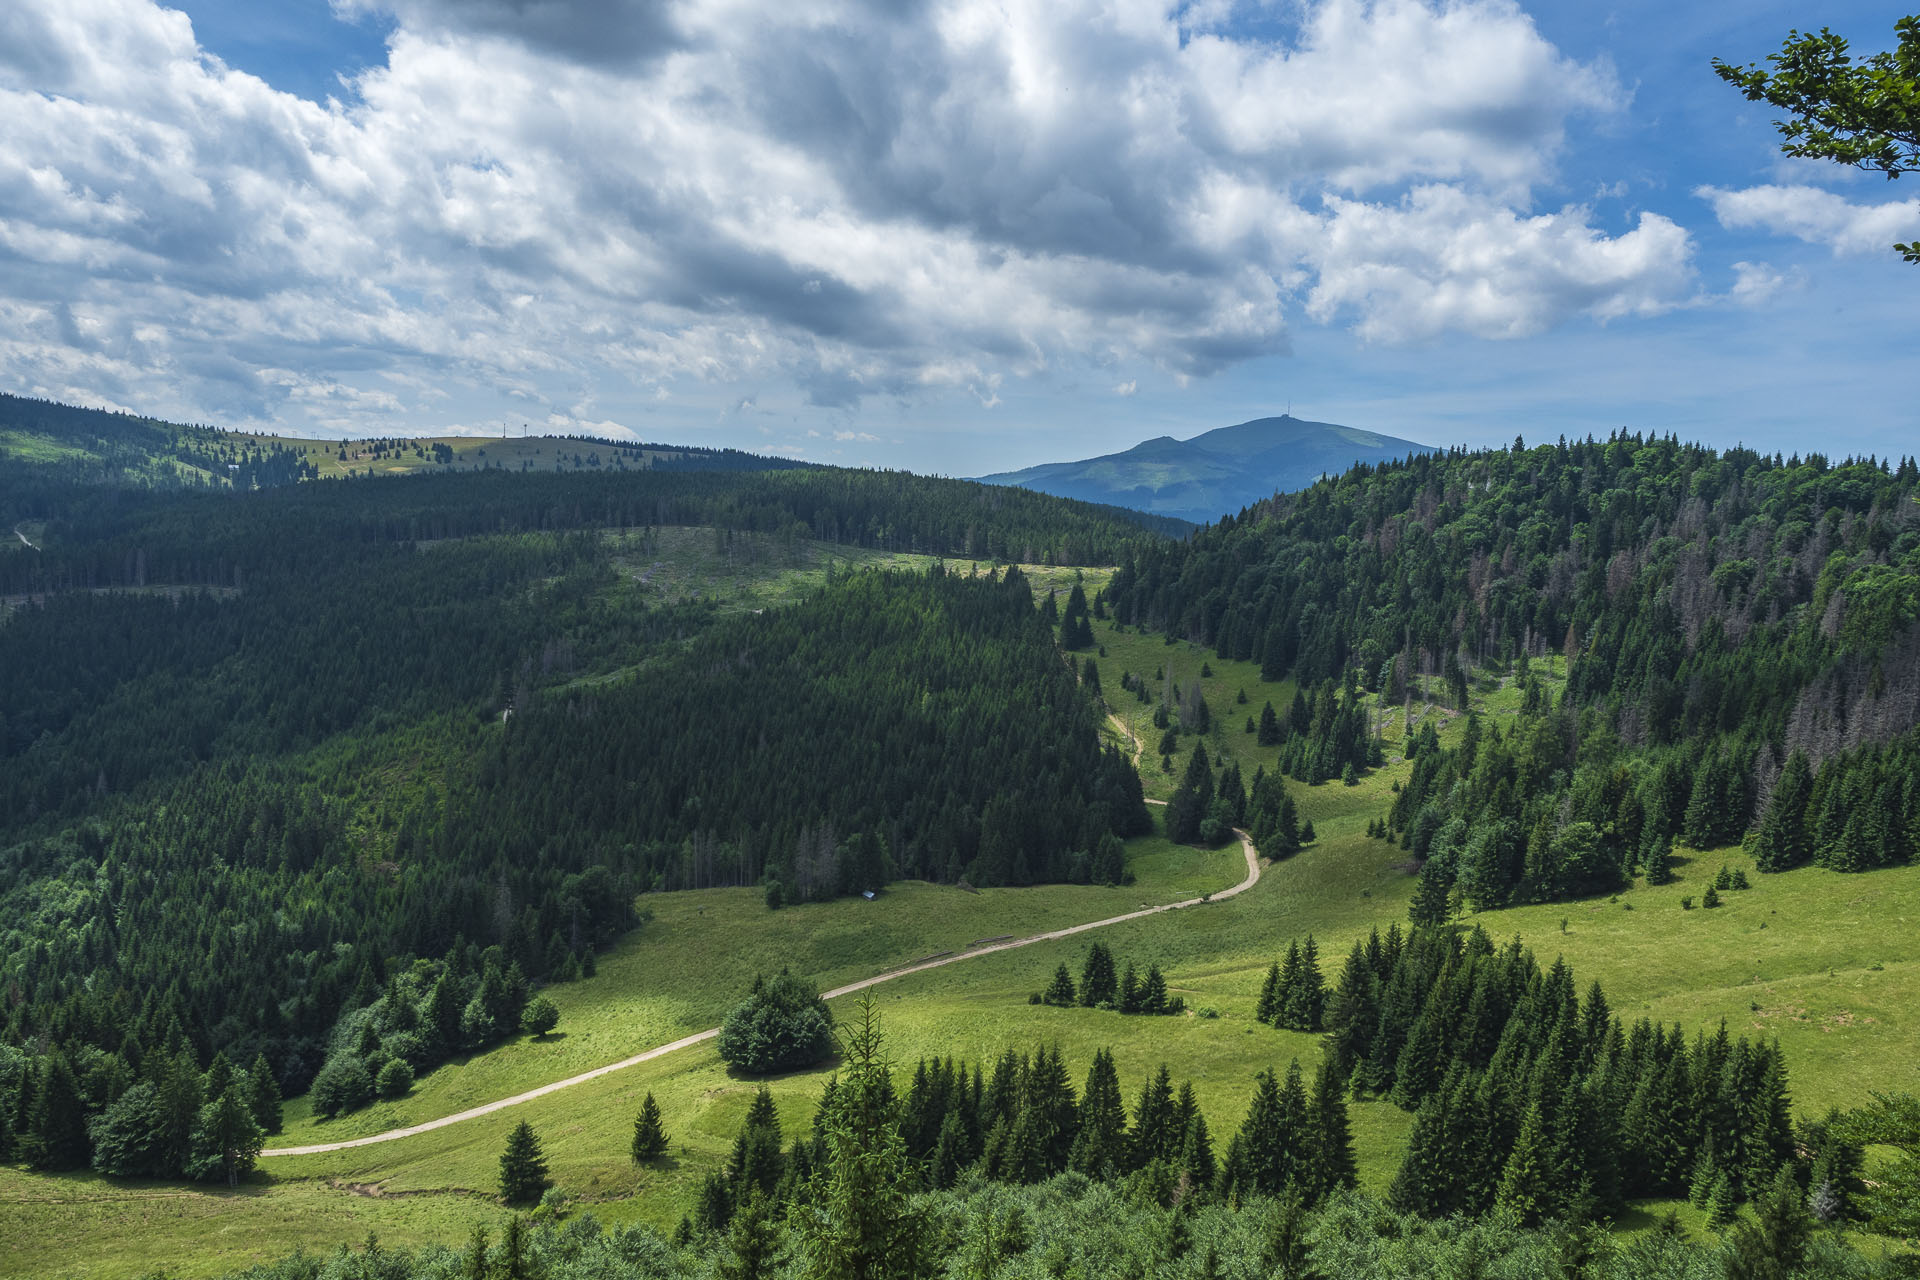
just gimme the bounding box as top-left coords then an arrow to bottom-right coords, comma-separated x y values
1107,436 -> 1920,907
0,457 -> 1155,1165
0,393 -> 802,489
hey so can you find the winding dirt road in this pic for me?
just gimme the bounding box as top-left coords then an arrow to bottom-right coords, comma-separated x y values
263,823 -> 1259,1158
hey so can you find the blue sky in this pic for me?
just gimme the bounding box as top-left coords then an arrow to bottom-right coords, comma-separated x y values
1,1 -> 1913,475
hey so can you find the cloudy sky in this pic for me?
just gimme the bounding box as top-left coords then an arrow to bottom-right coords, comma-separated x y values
1,0 -> 1914,474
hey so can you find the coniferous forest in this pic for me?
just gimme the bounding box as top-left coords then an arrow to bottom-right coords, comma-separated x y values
0,445 -> 1154,1150
1107,436 -> 1920,907
4,409 -> 1920,1278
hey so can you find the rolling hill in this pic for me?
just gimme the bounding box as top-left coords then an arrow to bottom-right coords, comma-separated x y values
976,414 -> 1436,525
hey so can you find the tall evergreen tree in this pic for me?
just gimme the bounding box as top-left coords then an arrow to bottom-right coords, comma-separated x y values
1308,1060 -> 1358,1201
720,1188 -> 783,1280
1179,1107 -> 1216,1200
632,1092 -> 669,1162
28,1053 -> 89,1171
1079,943 -> 1117,1008
244,1053 -> 282,1136
1752,751 -> 1814,872
1068,1049 -> 1127,1179
1140,964 -> 1169,1016
1494,1099 -> 1552,1228
797,996 -> 921,1280
1325,942 -> 1380,1078
498,1120 -> 550,1204
1129,1064 -> 1177,1171
1255,962 -> 1282,1025
1408,860 -> 1454,926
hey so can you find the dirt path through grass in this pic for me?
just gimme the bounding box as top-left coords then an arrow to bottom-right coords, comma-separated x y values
1107,711 -> 1143,766
262,824 -> 1258,1158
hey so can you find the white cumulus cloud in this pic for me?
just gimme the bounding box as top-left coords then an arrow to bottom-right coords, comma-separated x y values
1307,187 -> 1693,343
1699,184 -> 1920,257
0,0 -> 1690,432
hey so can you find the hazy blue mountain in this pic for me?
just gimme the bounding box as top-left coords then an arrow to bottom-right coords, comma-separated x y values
976,415 -> 1436,525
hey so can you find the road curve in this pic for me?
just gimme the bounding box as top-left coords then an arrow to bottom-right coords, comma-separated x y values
263,824 -> 1259,1158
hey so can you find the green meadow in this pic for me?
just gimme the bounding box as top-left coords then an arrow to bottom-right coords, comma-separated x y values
4,605 -> 1917,1277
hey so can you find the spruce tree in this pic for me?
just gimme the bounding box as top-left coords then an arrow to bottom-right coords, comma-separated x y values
1118,963 -> 1142,1015
927,1109 -> 968,1189
1494,1099 -> 1552,1228
1129,1064 -> 1177,1171
1279,937 -> 1326,1031
245,1053 -> 282,1135
499,1120 -> 550,1203
203,1051 -> 234,1102
1278,1061 -> 1312,1185
1043,963 -> 1076,1007
1274,943 -> 1304,1028
697,1168 -> 735,1233
1236,1066 -> 1294,1198
1308,1060 -> 1358,1200
187,1087 -> 263,1187
1068,1049 -> 1127,1179
1752,751 -> 1814,872
1255,962 -> 1282,1024
1325,942 -> 1379,1078
798,995 -> 921,1280
1389,1000 -> 1449,1111
1141,965 -> 1169,1015
720,1188 -> 782,1280
1707,1170 -> 1740,1229
27,1053 -> 89,1171
1644,833 -> 1676,885
632,1092 -> 668,1162
727,1087 -> 786,1200
1258,701 -> 1281,746
1408,861 -> 1453,926
1165,783 -> 1203,844
1080,943 -> 1117,1008
1216,1132 -> 1248,1205
1021,1045 -> 1078,1178
1389,1088 -> 1452,1218
1723,1167 -> 1812,1279
1179,1108 -> 1216,1199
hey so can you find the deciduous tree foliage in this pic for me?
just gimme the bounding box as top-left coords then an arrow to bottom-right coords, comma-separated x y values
718,972 -> 836,1076
1714,16 -> 1920,263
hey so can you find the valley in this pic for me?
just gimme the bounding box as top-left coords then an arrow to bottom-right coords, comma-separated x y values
4,612 -> 1916,1276
2,405 -> 1918,1279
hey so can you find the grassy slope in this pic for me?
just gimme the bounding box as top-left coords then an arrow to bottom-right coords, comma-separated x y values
5,613 -> 1918,1277
601,528 -> 1104,616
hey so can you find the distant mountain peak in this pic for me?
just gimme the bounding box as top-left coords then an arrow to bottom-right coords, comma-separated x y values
976,415 -> 1434,525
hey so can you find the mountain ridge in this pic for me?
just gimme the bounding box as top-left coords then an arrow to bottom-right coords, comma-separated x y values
977,414 -> 1437,524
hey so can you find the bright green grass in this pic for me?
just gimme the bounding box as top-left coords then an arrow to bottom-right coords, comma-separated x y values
0,430 -> 94,465
8,621 -> 1918,1277
601,526 -> 1110,616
